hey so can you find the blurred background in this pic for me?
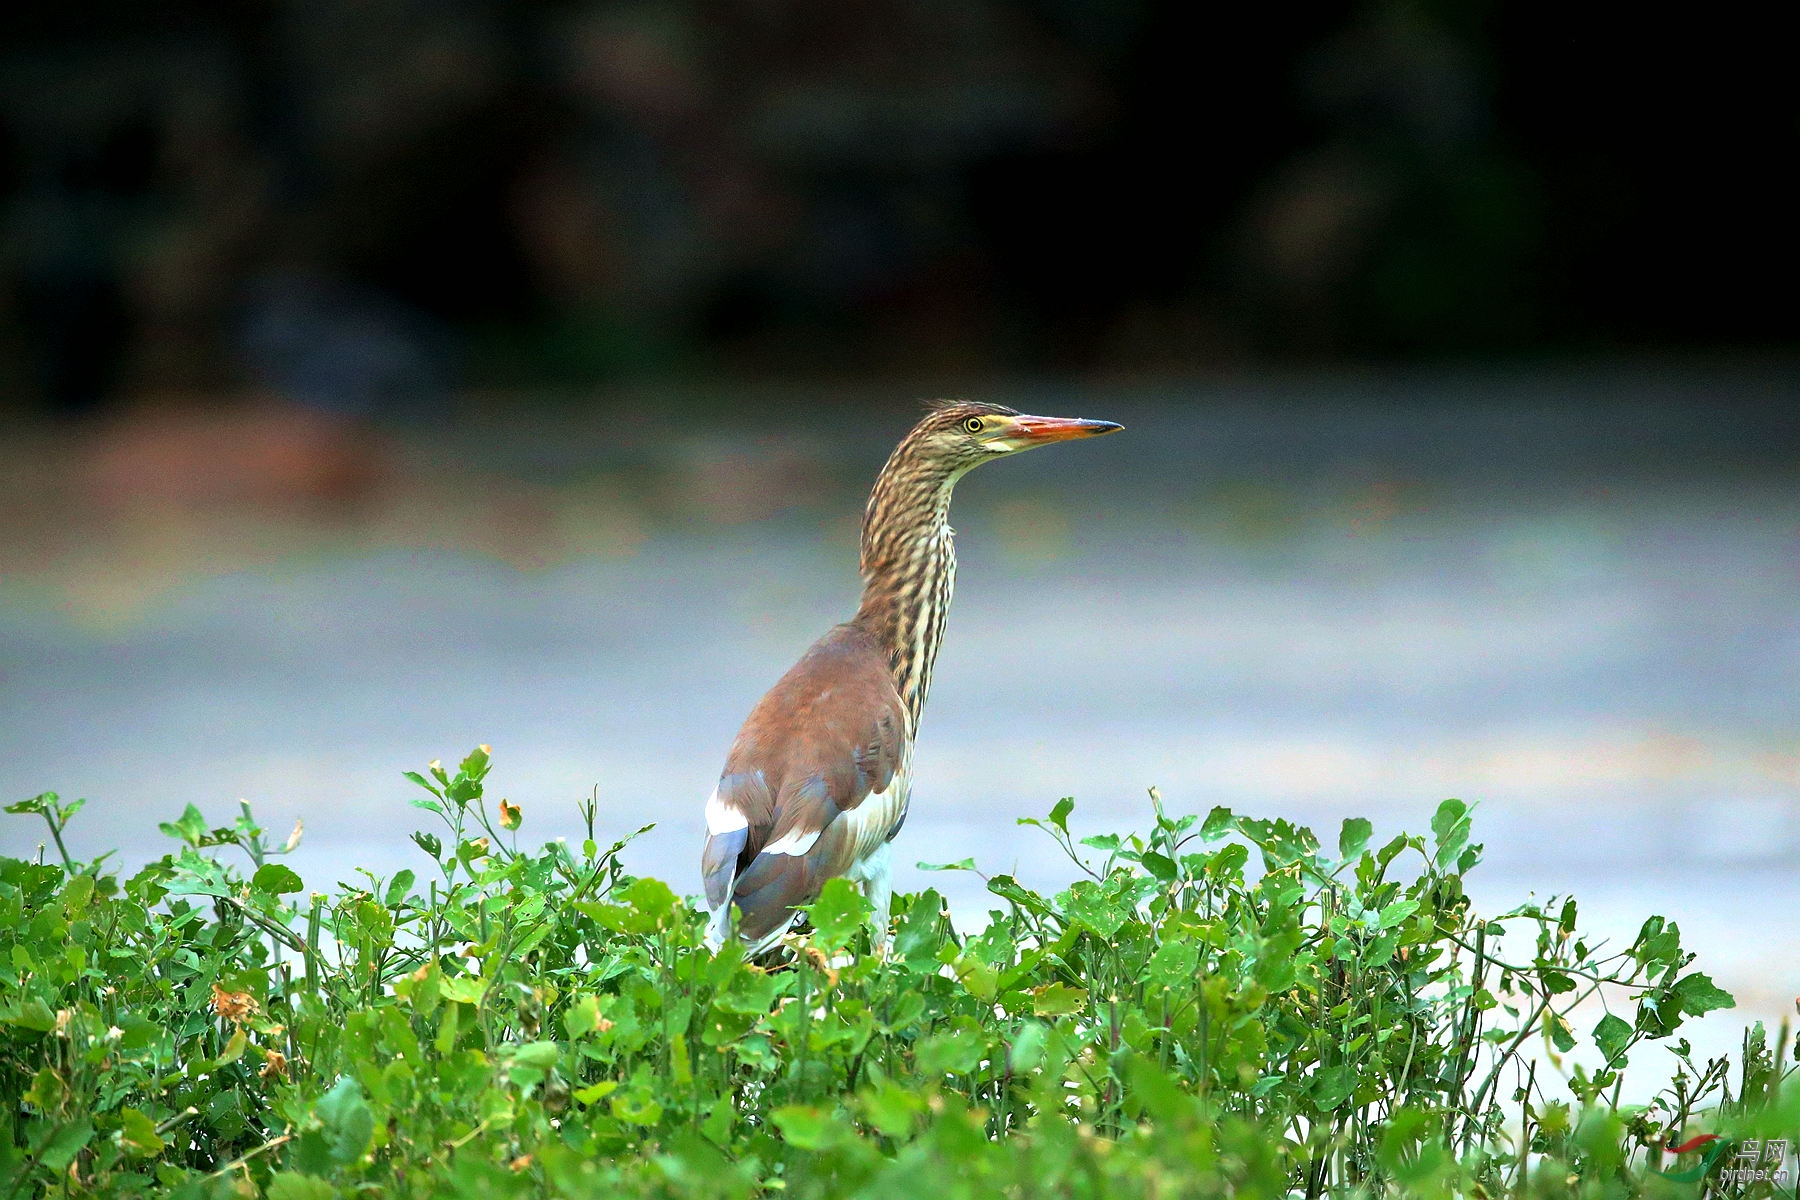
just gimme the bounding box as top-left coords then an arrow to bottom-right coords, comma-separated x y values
1,0 -> 1795,1082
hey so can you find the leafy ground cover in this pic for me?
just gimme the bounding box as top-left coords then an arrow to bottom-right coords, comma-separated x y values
2,747 -> 1795,1198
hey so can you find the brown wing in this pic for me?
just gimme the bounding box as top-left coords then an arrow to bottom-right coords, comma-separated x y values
700,622 -> 907,945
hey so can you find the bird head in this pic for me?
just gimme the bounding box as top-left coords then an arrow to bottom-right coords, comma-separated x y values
916,400 -> 1123,474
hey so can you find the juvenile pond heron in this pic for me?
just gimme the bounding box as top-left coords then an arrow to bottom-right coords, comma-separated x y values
701,400 -> 1122,954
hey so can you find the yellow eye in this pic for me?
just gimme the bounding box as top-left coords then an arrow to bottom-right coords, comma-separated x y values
963,416 -> 984,434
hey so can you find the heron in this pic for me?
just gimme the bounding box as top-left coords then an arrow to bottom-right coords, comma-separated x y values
700,400 -> 1122,955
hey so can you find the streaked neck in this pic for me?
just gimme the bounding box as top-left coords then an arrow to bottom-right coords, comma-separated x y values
854,456 -> 960,725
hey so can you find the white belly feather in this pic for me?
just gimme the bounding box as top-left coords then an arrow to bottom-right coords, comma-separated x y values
842,760 -> 909,870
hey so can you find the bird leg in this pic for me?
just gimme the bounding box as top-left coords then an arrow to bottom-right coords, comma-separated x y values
853,843 -> 895,956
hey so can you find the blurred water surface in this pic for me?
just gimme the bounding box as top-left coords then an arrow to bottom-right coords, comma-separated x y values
3,371 -> 1797,1079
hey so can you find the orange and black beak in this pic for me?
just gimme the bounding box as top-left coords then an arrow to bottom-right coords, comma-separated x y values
1010,414 -> 1124,444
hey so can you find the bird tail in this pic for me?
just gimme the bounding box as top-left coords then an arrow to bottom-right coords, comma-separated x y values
704,900 -> 795,957
703,902 -> 732,951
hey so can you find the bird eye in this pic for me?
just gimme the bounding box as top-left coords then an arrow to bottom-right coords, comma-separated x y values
963,417 -> 984,434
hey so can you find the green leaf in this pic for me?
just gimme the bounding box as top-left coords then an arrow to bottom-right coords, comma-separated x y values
1202,841 -> 1249,881
4,998 -> 58,1033
116,1107 -> 164,1158
610,1091 -> 664,1127
664,1128 -> 730,1176
917,858 -> 977,872
164,852 -> 234,899
953,953 -> 997,1001
37,1118 -> 94,1173
1377,899 -> 1419,930
893,891 -> 946,972
60,874 -> 94,916
4,791 -> 53,815
1144,939 -> 1200,988
1136,850 -> 1177,881
24,1065 -> 66,1109
619,877 -> 678,931
1431,799 -> 1471,868
1124,1055 -> 1192,1123
252,863 -> 305,895
438,976 -> 485,1005
509,1041 -> 559,1071
1312,1064 -> 1356,1111
903,1001 -> 950,1049
580,879 -> 679,936
1008,1021 -> 1049,1072
1237,816 -> 1321,870
771,1105 -> 842,1150
1059,879 -> 1129,939
859,1081 -> 925,1138
216,1027 -> 247,1067
353,899 -> 394,948
1031,982 -> 1088,1017
1593,1014 -> 1633,1063
802,877 -> 872,952
382,869 -> 415,908
1538,969 -> 1576,995
158,804 -> 210,847
713,967 -> 781,1015
1670,972 -> 1734,1017
987,874 -> 1051,917
267,1174 -> 338,1200
402,770 -> 443,798
314,1076 -> 374,1164
1200,806 -> 1235,840
1339,817 -> 1373,860
1049,796 -> 1075,833
1632,916 -> 1681,969
1377,1107 -> 1433,1171
116,1015 -> 162,1054
459,744 -> 490,777
915,1028 -> 985,1076
573,1081 -> 618,1106
565,994 -> 604,1038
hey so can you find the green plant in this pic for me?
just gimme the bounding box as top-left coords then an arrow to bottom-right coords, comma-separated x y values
2,751 -> 1794,1198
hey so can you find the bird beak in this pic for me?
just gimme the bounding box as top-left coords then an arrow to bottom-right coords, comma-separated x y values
1010,414 -> 1124,444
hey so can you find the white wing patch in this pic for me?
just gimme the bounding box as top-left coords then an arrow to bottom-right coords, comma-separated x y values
762,828 -> 820,856
840,771 -> 909,868
704,786 -> 749,834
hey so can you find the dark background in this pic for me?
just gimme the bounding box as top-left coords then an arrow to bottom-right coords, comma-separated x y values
2,0 -> 1795,417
